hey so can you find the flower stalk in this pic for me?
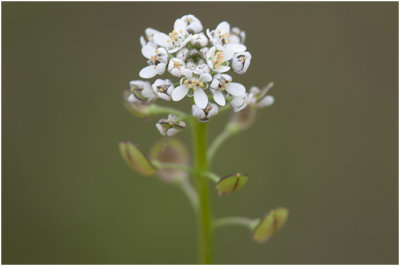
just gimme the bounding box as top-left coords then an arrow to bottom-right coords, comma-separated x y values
192,122 -> 213,264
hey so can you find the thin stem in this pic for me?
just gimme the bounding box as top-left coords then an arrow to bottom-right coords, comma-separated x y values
207,127 -> 234,165
213,217 -> 255,229
192,122 -> 213,264
178,177 -> 199,212
204,171 -> 220,183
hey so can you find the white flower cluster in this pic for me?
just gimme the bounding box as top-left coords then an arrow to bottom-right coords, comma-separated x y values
127,14 -> 273,135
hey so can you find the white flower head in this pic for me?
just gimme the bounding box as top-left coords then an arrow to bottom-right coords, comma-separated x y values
230,27 -> 246,44
168,58 -> 185,77
140,27 -> 160,48
207,21 -> 247,53
232,51 -> 252,75
192,103 -> 219,122
210,74 -> 246,106
153,19 -> 192,53
206,46 -> 234,73
191,32 -> 208,47
139,45 -> 168,79
171,69 -> 212,109
193,60 -> 211,75
128,80 -> 155,103
179,14 -> 203,34
152,79 -> 174,101
156,114 -> 186,136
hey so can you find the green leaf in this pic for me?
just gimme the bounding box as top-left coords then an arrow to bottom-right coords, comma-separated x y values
215,173 -> 248,196
119,141 -> 156,176
252,207 -> 289,243
149,137 -> 190,182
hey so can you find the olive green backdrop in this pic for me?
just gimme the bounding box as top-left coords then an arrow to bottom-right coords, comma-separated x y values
2,2 -> 398,264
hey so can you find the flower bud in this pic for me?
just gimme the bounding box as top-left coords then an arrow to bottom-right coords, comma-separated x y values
230,27 -> 246,44
150,138 -> 190,182
231,51 -> 251,74
215,173 -> 248,196
252,207 -> 289,243
156,115 -> 186,136
119,141 -> 156,176
168,58 -> 185,77
123,90 -> 152,118
192,103 -> 219,122
191,33 -> 208,47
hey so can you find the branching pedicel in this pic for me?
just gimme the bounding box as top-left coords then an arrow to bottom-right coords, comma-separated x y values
120,14 -> 288,264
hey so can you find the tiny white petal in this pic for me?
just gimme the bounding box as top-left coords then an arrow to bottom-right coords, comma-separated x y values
182,68 -> 193,79
194,89 -> 208,109
156,63 -> 167,74
139,65 -> 157,79
257,95 -> 274,108
172,85 -> 189,101
226,43 -> 246,53
141,45 -> 155,59
153,32 -> 170,47
226,82 -> 246,97
199,73 -> 212,83
216,21 -> 230,33
213,91 -> 226,106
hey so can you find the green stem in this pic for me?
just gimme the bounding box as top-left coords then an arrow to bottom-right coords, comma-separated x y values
152,160 -> 193,173
207,127 -> 234,165
178,177 -> 198,212
213,217 -> 255,229
192,122 -> 213,264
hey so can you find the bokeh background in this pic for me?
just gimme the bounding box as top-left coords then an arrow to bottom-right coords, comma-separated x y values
2,2 -> 398,264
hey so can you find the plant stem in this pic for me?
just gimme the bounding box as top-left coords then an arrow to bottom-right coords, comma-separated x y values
213,217 -> 255,229
178,177 -> 199,212
207,127 -> 234,165
192,122 -> 213,264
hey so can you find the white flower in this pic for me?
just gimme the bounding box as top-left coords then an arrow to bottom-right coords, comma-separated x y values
193,60 -> 210,75
248,82 -> 275,108
230,27 -> 246,44
176,48 -> 189,60
153,19 -> 192,53
168,58 -> 185,77
230,94 -> 249,112
192,103 -> 219,122
206,46 -> 234,73
139,45 -> 168,79
152,79 -> 174,101
140,27 -> 160,48
179,14 -> 203,33
231,51 -> 252,74
210,74 -> 246,106
171,69 -> 212,109
199,47 -> 209,59
191,32 -> 208,47
128,80 -> 155,103
206,21 -> 247,53
156,114 -> 186,136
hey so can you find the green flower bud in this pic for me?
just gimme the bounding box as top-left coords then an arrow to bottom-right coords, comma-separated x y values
123,89 -> 152,118
252,207 -> 289,243
119,141 -> 156,176
215,173 -> 248,196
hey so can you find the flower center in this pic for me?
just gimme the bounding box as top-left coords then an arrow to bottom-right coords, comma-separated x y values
157,85 -> 168,93
184,78 -> 205,91
173,60 -> 182,70
213,51 -> 224,69
167,30 -> 184,45
218,79 -> 230,91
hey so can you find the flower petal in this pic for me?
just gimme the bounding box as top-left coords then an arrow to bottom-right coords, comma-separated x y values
181,68 -> 193,78
141,45 -> 155,59
199,73 -> 212,83
194,89 -> 208,109
216,21 -> 230,33
153,32 -> 170,47
171,85 -> 189,101
156,63 -> 167,74
139,65 -> 157,79
226,82 -> 246,96
226,43 -> 246,53
213,91 -> 226,106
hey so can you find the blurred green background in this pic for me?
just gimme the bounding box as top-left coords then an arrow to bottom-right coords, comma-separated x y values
2,2 -> 398,264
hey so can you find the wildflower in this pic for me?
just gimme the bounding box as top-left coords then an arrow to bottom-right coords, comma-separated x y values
127,80 -> 155,103
191,32 -> 208,47
231,51 -> 252,74
172,69 -> 212,109
176,47 -> 189,60
168,58 -> 185,77
152,79 -> 174,101
179,14 -> 203,34
206,46 -> 234,73
153,19 -> 192,53
210,74 -> 246,106
192,103 -> 219,122
139,45 -> 168,79
156,115 -> 186,136
230,94 -> 249,112
140,27 -> 160,48
193,59 -> 211,75
207,21 -> 246,53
